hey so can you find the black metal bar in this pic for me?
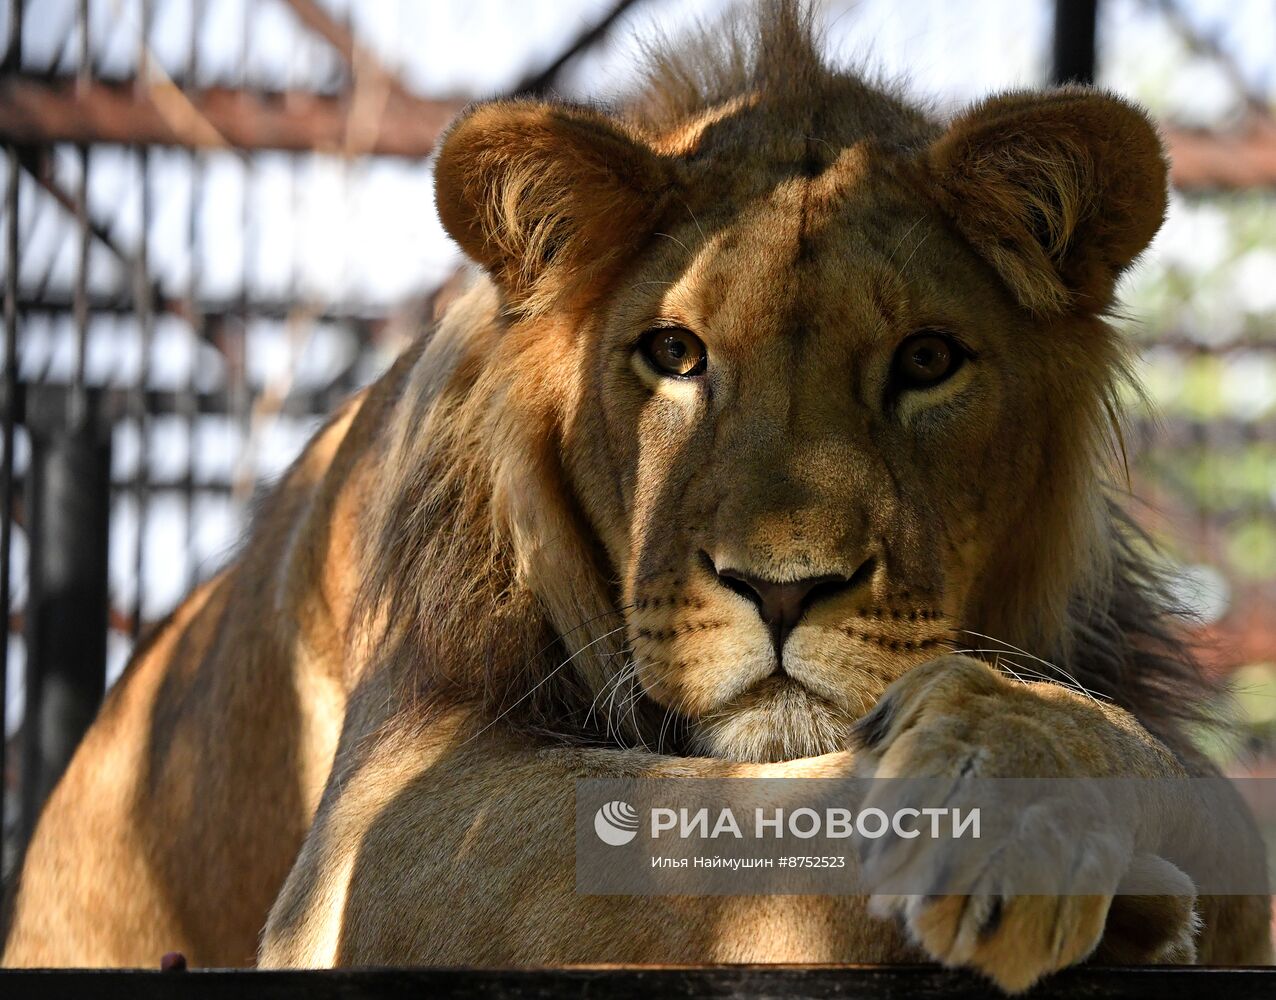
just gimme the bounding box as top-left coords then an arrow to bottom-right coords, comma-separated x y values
9,476 -> 275,496
1,0 -> 22,887
131,1 -> 153,640
1052,0 -> 1099,85
68,141 -> 89,428
2,0 -> 20,73
19,387 -> 110,842
68,0 -> 90,433
509,0 -> 645,96
14,292 -> 393,326
3,965 -> 1276,1000
7,381 -> 354,422
182,0 -> 206,591
231,0 -> 252,510
0,145 -> 17,877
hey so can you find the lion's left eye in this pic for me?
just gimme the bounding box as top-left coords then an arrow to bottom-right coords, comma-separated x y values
639,327 -> 707,378
891,330 -> 968,390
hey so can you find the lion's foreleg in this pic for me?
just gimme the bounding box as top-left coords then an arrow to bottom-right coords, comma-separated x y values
258,709 -> 913,967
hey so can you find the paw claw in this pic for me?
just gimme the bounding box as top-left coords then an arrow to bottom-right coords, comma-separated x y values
979,896 -> 1004,938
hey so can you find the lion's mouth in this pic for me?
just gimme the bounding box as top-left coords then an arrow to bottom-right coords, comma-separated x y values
688,675 -> 856,763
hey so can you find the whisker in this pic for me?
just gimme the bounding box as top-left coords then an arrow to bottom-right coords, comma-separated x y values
487,604 -> 634,718
886,215 -> 925,265
946,645 -> 1071,685
957,629 -> 1110,704
622,670 -> 647,748
586,659 -> 633,730
897,228 -> 932,277
655,231 -> 693,255
602,656 -> 638,747
462,622 -> 632,747
609,663 -> 641,748
651,663 -> 693,756
946,635 -> 1109,706
657,689 -> 682,755
681,199 -> 707,243
989,652 -> 1030,685
981,654 -> 1065,690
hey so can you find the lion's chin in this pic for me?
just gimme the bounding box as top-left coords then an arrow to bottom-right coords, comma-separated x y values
688,676 -> 854,763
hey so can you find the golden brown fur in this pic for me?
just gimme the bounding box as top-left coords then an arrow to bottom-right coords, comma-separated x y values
3,2 -> 1269,990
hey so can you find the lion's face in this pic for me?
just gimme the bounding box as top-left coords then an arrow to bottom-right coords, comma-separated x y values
434,83 -> 1166,762
568,171 -> 1062,761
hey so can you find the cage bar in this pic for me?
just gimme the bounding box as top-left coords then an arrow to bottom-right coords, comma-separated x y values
1052,0 -> 1099,85
19,388 -> 110,842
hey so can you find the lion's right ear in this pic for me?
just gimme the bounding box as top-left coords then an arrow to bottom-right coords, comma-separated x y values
434,101 -> 673,310
925,89 -> 1168,316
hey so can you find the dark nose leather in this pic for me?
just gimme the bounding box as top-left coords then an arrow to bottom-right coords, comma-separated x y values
711,557 -> 873,658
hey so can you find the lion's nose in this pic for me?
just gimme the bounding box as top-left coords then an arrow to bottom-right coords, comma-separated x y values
708,555 -> 875,659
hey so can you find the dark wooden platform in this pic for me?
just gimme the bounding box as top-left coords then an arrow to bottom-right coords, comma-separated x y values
2,965 -> 1275,999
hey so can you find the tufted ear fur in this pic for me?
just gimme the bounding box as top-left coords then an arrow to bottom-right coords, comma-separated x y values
926,89 -> 1168,315
434,100 -> 673,312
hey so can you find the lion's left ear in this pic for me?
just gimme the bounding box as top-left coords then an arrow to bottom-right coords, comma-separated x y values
926,89 -> 1168,315
434,100 -> 673,311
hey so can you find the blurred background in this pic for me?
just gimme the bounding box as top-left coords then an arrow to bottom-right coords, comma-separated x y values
0,0 -> 1273,882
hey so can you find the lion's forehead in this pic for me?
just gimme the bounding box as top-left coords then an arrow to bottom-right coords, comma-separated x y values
638,185 -> 1015,372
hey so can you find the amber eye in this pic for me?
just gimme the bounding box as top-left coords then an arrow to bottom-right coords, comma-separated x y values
891,330 -> 967,389
639,327 -> 707,378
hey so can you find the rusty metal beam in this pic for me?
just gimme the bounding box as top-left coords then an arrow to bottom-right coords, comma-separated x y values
277,0 -> 366,73
1161,121 -> 1276,192
2,75 -> 1275,189
277,0 -> 411,100
0,75 -> 463,157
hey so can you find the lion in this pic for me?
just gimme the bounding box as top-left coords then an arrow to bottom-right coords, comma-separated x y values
3,2 -> 1270,991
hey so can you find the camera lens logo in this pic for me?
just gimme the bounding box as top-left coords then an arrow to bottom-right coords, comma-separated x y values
594,800 -> 639,846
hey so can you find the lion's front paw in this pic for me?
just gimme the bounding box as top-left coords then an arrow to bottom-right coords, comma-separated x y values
872,892 -> 1111,993
848,656 -> 1196,992
850,654 -> 1114,781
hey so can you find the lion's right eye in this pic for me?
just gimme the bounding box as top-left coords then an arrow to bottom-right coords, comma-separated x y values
639,327 -> 708,378
890,330 -> 969,390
